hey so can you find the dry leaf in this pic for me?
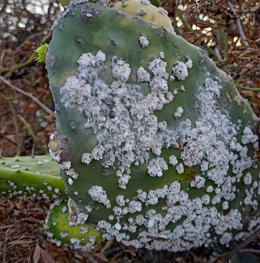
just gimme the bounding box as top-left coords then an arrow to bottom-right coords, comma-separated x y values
175,257 -> 186,263
33,244 -> 42,263
93,252 -> 109,262
40,247 -> 56,263
8,240 -> 35,245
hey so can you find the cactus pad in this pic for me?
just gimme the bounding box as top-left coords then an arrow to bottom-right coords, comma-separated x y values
112,0 -> 174,32
0,155 -> 65,198
46,0 -> 260,251
45,200 -> 102,249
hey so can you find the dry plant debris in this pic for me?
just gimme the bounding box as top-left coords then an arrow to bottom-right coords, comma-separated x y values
161,0 -> 260,115
0,197 -> 93,263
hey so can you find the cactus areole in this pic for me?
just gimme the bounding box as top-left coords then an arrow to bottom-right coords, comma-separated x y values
46,0 -> 260,252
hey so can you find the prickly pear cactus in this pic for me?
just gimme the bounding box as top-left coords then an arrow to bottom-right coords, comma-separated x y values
46,0 -> 260,252
0,155 -> 65,198
45,200 -> 102,249
112,0 -> 174,32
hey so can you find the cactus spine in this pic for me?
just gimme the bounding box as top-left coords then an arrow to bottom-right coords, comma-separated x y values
45,0 -> 260,251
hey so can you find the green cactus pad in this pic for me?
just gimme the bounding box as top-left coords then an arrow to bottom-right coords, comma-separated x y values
112,0 -> 174,32
45,200 -> 102,249
46,0 -> 260,251
0,155 -> 65,198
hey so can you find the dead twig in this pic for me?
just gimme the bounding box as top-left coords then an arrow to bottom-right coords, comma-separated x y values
0,76 -> 53,116
0,54 -> 35,75
238,248 -> 260,254
77,251 -> 100,263
18,114 -> 48,154
227,1 -> 249,46
8,101 -> 21,155
0,32 -> 52,75
210,227 -> 260,263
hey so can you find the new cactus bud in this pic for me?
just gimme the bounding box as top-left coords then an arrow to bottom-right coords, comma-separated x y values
46,0 -> 260,252
34,43 -> 49,63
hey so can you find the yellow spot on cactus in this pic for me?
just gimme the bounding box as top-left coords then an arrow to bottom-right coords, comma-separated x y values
112,0 -> 174,32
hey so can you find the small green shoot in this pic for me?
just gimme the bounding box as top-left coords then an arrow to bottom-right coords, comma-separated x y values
34,43 -> 49,63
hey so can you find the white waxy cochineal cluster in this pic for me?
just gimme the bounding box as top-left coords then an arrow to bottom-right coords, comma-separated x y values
56,44 -> 259,251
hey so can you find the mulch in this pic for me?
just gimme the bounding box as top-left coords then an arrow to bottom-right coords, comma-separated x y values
0,197 -> 88,263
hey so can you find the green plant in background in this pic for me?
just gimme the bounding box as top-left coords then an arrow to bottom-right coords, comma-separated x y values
1,0 -> 260,255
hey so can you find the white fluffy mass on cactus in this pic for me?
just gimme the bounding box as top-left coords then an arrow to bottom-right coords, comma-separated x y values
43,0 -> 260,253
